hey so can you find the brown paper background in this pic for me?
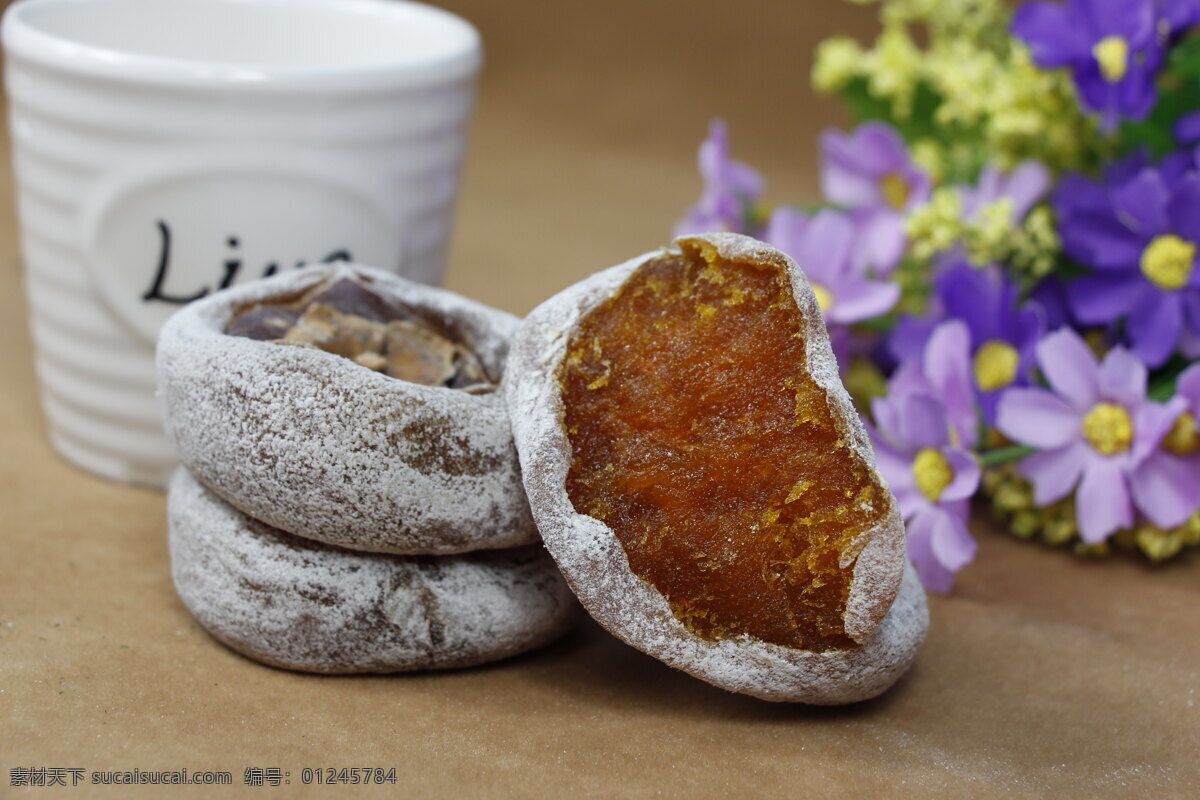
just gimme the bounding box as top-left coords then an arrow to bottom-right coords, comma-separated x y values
2,1 -> 1198,797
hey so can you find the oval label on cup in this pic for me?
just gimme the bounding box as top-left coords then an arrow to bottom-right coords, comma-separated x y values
82,149 -> 403,344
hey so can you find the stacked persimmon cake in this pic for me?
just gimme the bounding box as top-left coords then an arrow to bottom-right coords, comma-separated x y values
155,265 -> 578,673
157,234 -> 927,703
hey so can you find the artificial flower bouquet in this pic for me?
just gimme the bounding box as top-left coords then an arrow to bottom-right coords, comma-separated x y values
677,0 -> 1200,591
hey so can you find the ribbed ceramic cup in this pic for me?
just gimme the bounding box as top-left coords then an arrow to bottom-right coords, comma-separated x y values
3,0 -> 481,487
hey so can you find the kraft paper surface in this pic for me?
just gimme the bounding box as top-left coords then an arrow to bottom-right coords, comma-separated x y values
2,1 -> 1197,797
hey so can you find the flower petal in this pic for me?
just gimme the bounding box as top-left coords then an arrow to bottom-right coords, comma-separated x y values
1131,397 -> 1185,466
924,320 -> 978,448
1068,272 -> 1143,324
898,393 -> 951,451
1018,440 -> 1089,506
1060,210 -> 1148,270
929,504 -> 978,573
1054,173 -> 1107,218
1128,292 -> 1182,368
851,208 -> 906,276
1183,290 -> 1200,335
1174,110 -> 1200,146
940,448 -> 982,502
905,509 -> 957,594
887,315 -> 937,366
1037,328 -> 1100,408
820,129 -> 887,206
1030,278 -> 1075,331
846,122 -> 910,174
997,388 -> 1081,449
1111,168 -> 1169,238
870,394 -> 909,451
1012,2 -> 1091,67
1161,0 -> 1200,35
762,206 -> 809,266
794,209 -> 854,279
699,120 -> 762,197
1175,362 -> 1200,409
1078,0 -> 1155,43
887,357 -> 932,399
868,427 -> 914,488
1003,161 -> 1053,221
1097,346 -> 1147,407
1129,452 -> 1200,529
1167,174 -> 1200,248
938,262 -> 1001,344
1076,456 -> 1133,544
825,279 -> 900,325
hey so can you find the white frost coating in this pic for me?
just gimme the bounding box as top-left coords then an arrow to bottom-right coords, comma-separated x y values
504,233 -> 927,704
168,469 -> 577,673
156,262 -> 537,555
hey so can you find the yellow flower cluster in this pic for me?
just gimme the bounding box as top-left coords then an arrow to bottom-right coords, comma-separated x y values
985,467 -> 1083,548
812,0 -> 1105,173
904,188 -> 1060,280
983,467 -> 1200,561
905,187 -> 963,261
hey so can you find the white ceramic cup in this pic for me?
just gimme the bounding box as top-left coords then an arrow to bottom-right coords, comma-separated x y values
3,0 -> 482,488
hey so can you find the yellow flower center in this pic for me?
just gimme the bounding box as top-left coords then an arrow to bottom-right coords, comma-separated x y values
811,283 -> 833,312
881,172 -> 910,210
1093,35 -> 1130,83
973,340 -> 1020,392
1081,403 -> 1133,455
1140,235 -> 1195,291
1164,411 -> 1200,456
913,448 -> 954,502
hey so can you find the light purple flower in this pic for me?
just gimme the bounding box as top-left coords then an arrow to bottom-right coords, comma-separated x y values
820,122 -> 931,276
1130,363 -> 1200,528
1012,0 -> 1163,129
763,207 -> 900,325
996,328 -> 1190,542
868,321 -> 982,593
675,120 -> 763,237
1055,157 -> 1200,368
869,387 -> 981,594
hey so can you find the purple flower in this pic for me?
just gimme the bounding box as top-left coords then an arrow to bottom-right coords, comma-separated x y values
675,120 -> 763,236
1012,0 -> 1163,129
869,320 -> 982,592
763,207 -> 900,325
869,390 -> 981,595
1055,158 -> 1200,367
1130,363 -> 1200,528
888,262 -> 1043,424
996,328 -> 1189,542
820,122 -> 931,276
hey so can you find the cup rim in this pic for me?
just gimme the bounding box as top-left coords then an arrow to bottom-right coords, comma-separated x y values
1,0 -> 482,92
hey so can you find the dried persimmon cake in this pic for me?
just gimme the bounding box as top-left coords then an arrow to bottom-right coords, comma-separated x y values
506,233 -> 927,703
168,469 -> 575,674
157,263 -> 536,555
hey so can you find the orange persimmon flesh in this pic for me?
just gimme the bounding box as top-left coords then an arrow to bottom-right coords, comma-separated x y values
561,243 -> 888,651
